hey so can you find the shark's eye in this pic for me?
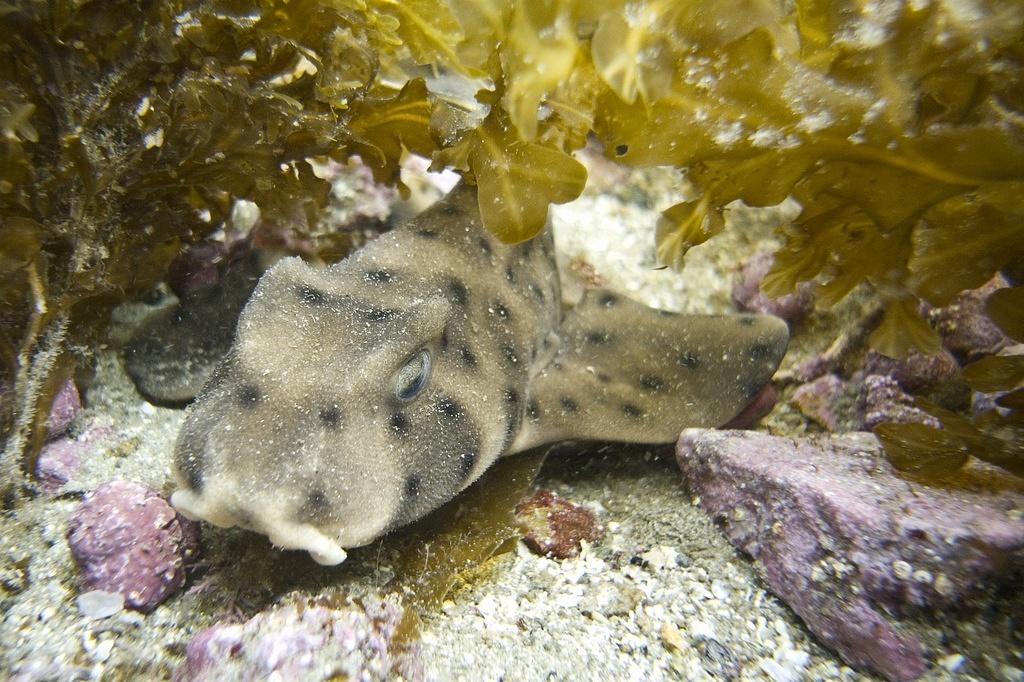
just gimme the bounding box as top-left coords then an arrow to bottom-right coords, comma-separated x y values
395,349 -> 431,402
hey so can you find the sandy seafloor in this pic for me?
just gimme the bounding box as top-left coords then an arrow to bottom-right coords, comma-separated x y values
1,160 -> 1017,681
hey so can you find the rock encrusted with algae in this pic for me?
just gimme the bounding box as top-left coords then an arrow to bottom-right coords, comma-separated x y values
174,598 -> 419,681
677,429 -> 1024,681
67,480 -> 200,613
515,489 -> 604,559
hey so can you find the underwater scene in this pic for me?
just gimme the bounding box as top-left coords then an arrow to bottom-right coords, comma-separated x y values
1,0 -> 1022,679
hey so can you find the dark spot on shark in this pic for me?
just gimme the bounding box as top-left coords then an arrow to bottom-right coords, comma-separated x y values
678,352 -> 699,369
505,266 -> 516,283
175,441 -> 206,491
639,375 -> 664,391
459,346 -> 478,368
390,411 -> 410,436
458,451 -> 477,478
501,420 -> 517,451
359,307 -> 400,323
502,344 -> 519,365
448,278 -> 468,306
299,487 -> 331,520
437,396 -> 463,421
738,316 -> 757,326
363,269 -> 393,284
622,403 -> 644,418
527,400 -> 541,422
404,474 -> 421,497
585,331 -> 613,345
478,237 -> 492,257
750,342 -> 777,361
298,284 -> 326,306
527,283 -> 544,302
417,228 -> 439,239
522,240 -> 535,257
504,387 -> 519,406
560,396 -> 579,413
598,293 -> 618,307
596,372 -> 612,383
615,143 -> 628,156
440,325 -> 450,352
319,405 -> 341,427
492,301 -> 511,321
238,383 -> 262,407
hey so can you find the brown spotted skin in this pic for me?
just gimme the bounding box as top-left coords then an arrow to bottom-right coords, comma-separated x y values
169,184 -> 788,565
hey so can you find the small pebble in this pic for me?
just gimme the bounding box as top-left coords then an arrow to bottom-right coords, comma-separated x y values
515,489 -> 603,559
661,622 -> 686,652
86,637 -> 114,663
640,546 -> 679,572
77,590 -> 125,620
792,374 -> 847,431
892,560 -> 912,580
939,653 -> 966,673
45,379 -> 82,440
732,250 -> 815,323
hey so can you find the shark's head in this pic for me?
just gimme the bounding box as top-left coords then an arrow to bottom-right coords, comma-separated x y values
170,197 -> 509,565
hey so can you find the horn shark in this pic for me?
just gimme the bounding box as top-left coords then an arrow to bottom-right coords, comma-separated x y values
170,184 -> 788,565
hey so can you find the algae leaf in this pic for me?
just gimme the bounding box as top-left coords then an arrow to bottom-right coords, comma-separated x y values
457,112 -> 586,243
347,78 -> 438,186
986,286 -> 1024,342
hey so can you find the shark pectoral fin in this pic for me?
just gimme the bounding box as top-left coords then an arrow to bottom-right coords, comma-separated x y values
512,289 -> 788,450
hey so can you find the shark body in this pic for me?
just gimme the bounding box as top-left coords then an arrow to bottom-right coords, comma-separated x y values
170,184 -> 788,565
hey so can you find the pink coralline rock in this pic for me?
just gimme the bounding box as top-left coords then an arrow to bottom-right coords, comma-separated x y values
515,489 -> 604,559
36,438 -> 83,492
175,599 -> 420,681
67,480 -> 200,612
166,241 -> 229,297
36,425 -> 114,493
45,379 -> 81,440
732,251 -> 815,323
791,374 -> 848,431
676,429 -> 1024,682
861,374 -> 942,430
863,349 -> 959,393
927,278 -> 1009,360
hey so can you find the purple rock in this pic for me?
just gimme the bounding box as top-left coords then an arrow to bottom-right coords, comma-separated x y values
927,277 -> 1009,360
36,438 -> 83,492
167,242 -> 228,297
45,379 -> 81,440
862,349 -> 959,393
515,489 -> 604,559
67,480 -> 200,612
175,599 -> 419,681
791,374 -> 848,431
676,430 -> 1024,681
732,251 -> 815,323
36,425 -> 113,493
861,374 -> 941,430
